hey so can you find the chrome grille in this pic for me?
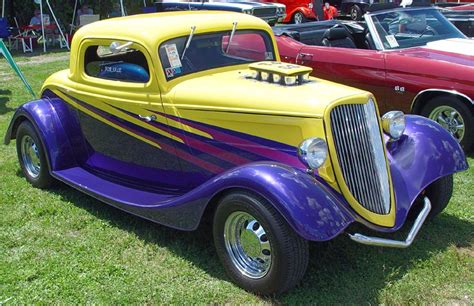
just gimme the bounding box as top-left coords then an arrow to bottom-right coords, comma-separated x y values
252,7 -> 277,17
330,100 -> 391,214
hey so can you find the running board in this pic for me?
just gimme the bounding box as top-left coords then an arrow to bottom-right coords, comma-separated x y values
53,167 -> 174,206
348,197 -> 431,248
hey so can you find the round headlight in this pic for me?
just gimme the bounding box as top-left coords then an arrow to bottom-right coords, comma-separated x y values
298,138 -> 328,170
243,9 -> 252,14
382,111 -> 405,140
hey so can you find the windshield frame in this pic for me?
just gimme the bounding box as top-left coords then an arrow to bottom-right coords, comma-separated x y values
158,29 -> 276,81
365,7 -> 467,51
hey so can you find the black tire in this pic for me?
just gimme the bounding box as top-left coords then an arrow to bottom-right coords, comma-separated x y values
420,96 -> 474,152
350,5 -> 362,21
425,175 -> 453,220
409,175 -> 453,221
213,191 -> 309,295
16,121 -> 54,189
292,11 -> 307,24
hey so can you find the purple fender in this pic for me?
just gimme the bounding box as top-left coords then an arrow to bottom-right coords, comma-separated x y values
381,115 -> 468,231
4,98 -> 79,171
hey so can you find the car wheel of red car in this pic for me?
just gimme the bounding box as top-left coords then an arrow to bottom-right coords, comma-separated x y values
350,5 -> 362,21
292,11 -> 307,24
421,96 -> 474,151
213,191 -> 309,295
16,121 -> 54,189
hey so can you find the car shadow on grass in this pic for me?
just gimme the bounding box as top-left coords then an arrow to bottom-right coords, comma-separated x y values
43,181 -> 472,303
0,91 -> 13,114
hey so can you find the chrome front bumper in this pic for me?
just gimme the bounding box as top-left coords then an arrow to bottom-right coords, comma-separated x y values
348,197 -> 431,248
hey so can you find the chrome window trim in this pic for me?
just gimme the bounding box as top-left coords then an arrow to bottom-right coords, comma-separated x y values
364,13 -> 385,51
411,88 -> 474,111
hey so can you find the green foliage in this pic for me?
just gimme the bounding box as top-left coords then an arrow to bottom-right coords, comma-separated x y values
0,52 -> 473,304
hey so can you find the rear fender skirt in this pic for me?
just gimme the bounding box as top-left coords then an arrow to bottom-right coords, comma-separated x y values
4,97 -> 80,171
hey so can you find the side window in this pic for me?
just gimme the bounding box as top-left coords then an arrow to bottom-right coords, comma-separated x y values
84,43 -> 150,83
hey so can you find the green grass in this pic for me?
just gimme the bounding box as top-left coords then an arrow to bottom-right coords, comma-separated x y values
0,52 -> 473,304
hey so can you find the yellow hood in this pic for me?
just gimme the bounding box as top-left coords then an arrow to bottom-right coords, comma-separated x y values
168,69 -> 371,118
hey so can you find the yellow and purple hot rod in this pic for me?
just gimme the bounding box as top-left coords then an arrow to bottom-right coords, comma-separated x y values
4,11 -> 468,294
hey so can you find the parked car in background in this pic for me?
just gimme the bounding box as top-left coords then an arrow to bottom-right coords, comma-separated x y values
263,0 -> 316,23
439,3 -> 474,37
150,0 -> 286,24
275,5 -> 474,151
4,10 -> 468,295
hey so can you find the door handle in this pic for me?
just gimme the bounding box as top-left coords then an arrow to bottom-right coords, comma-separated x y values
138,114 -> 157,122
296,53 -> 313,64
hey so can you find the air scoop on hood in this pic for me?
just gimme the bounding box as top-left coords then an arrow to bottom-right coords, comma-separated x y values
247,61 -> 313,86
423,38 -> 474,56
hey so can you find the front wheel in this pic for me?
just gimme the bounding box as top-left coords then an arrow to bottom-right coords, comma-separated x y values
16,121 -> 54,188
292,11 -> 307,24
421,96 -> 474,151
213,191 -> 308,295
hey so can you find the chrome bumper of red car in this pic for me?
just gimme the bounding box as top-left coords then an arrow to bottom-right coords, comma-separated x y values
348,197 -> 431,248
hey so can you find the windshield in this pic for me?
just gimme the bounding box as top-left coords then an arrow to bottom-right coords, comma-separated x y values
159,29 -> 276,80
368,8 -> 466,50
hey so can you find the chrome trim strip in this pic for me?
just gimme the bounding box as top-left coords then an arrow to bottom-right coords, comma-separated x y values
411,89 -> 474,111
364,14 -> 385,51
348,197 -> 431,248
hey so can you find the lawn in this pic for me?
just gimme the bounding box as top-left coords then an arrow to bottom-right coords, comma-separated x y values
0,51 -> 472,304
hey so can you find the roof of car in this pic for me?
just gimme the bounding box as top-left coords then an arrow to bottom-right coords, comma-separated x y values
73,11 -> 270,47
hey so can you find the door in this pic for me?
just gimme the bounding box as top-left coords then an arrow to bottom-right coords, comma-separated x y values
69,40 -> 187,192
296,46 -> 388,107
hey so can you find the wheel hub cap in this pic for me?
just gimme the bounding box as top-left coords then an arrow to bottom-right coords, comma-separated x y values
295,13 -> 302,24
224,211 -> 272,279
21,135 -> 41,178
429,106 -> 465,142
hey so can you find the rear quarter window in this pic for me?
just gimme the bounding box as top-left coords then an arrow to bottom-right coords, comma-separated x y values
84,44 -> 150,83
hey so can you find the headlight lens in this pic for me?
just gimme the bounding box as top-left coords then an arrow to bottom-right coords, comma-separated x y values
298,138 -> 328,170
243,9 -> 252,14
382,111 -> 405,140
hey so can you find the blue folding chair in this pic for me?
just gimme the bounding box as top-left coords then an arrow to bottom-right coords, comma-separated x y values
0,18 -> 11,39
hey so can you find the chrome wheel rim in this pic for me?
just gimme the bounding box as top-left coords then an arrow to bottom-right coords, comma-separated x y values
224,211 -> 272,279
294,13 -> 303,24
429,106 -> 465,142
21,135 -> 41,178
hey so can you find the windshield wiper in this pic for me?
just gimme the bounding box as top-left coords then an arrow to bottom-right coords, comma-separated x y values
225,21 -> 238,53
181,26 -> 196,60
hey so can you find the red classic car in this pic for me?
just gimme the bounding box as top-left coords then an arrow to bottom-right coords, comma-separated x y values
263,0 -> 316,23
274,5 -> 474,151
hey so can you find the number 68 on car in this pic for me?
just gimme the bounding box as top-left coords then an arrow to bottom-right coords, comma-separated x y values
4,11 -> 468,294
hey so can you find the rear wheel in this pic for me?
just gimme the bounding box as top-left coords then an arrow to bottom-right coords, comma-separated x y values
292,11 -> 307,24
421,96 -> 474,151
16,121 -> 54,188
213,191 -> 308,295
350,5 -> 362,21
